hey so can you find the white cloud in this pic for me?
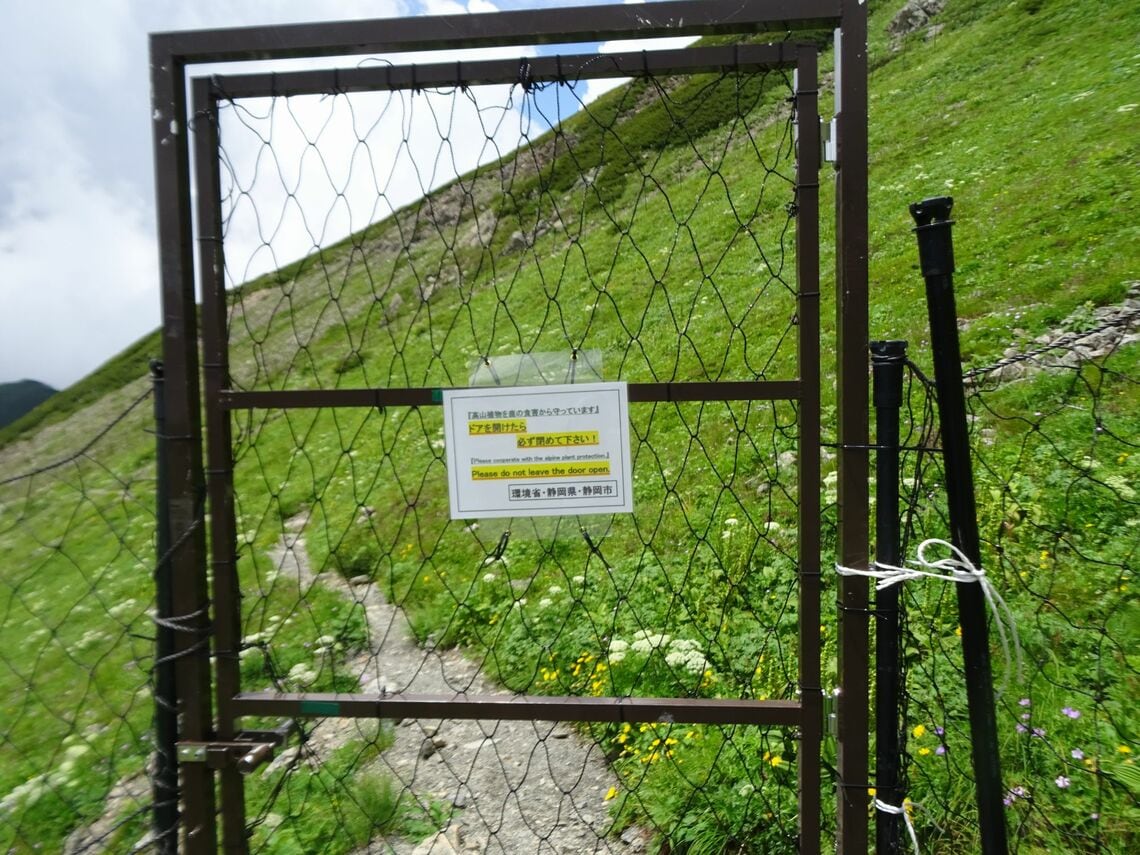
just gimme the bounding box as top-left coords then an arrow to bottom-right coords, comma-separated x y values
0,104 -> 155,388
0,0 -> 697,387
0,0 -> 532,387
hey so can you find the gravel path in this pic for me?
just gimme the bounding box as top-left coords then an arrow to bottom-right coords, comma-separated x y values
268,514 -> 646,855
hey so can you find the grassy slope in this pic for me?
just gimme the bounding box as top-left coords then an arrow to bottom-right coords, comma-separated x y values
0,0 -> 1137,851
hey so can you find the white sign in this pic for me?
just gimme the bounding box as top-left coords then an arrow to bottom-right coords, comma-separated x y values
442,382 -> 634,519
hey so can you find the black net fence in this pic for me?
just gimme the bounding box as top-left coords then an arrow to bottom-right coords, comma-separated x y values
0,382 -> 167,853
208,60 -> 824,853
884,294 -> 1139,852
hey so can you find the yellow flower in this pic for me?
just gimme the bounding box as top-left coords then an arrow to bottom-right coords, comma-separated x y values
1119,745 -> 1133,754
912,724 -> 927,739
918,747 -> 932,757
868,787 -> 877,797
770,755 -> 783,768
604,786 -> 618,801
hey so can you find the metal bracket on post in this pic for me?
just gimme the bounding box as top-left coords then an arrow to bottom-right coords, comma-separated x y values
829,26 -> 842,169
176,721 -> 295,776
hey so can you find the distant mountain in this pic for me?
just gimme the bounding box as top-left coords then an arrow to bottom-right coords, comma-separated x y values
0,380 -> 57,429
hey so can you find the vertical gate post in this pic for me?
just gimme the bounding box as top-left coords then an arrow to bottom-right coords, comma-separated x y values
910,196 -> 1009,855
870,341 -> 907,853
835,0 -> 871,851
192,76 -> 250,854
150,360 -> 179,854
795,46 -> 823,855
150,36 -> 218,854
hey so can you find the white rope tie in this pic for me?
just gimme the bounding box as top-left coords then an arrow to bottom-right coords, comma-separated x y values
874,798 -> 921,855
836,537 -> 1023,697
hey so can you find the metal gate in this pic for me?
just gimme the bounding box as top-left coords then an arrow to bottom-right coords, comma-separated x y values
150,2 -> 869,852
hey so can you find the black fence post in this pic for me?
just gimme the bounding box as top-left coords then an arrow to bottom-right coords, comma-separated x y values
870,340 -> 907,854
150,359 -> 179,854
910,197 -> 1009,855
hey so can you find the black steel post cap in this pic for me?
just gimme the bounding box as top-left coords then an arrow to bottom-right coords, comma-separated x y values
869,340 -> 908,362
909,196 -> 954,227
870,341 -> 908,409
910,196 -> 956,277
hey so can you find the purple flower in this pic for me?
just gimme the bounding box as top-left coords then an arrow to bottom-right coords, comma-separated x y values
1016,724 -> 1028,734
934,726 -> 945,737
1019,698 -> 1031,707
1071,748 -> 1084,760
1062,707 -> 1081,719
1090,813 -> 1099,820
1032,727 -> 1047,739
1004,785 -> 1028,806
1021,712 -> 1031,721
935,744 -> 947,756
1055,775 -> 1071,788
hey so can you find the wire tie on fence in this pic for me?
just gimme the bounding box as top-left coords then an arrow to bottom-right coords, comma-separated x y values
152,605 -> 210,632
836,538 -> 1022,697
874,798 -> 921,855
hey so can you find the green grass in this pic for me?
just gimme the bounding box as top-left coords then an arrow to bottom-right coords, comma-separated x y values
0,0 -> 1137,851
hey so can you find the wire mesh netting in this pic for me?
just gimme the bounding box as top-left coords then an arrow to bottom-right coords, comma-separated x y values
881,298 -> 1140,852
0,382 -> 168,853
207,61 -> 825,853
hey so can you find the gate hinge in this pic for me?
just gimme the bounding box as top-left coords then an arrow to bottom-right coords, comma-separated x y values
823,688 -> 840,741
822,116 -> 838,165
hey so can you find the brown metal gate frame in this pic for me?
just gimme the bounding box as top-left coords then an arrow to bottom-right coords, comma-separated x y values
150,2 -> 869,852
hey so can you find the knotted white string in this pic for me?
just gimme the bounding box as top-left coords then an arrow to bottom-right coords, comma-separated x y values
874,798 -> 921,855
836,538 -> 1023,698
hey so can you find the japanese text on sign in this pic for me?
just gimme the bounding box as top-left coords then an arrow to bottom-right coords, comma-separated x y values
442,382 -> 633,519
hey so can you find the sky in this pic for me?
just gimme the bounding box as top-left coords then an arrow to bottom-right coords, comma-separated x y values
0,0 -> 693,389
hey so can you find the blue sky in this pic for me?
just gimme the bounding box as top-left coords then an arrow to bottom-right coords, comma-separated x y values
0,0 -> 691,388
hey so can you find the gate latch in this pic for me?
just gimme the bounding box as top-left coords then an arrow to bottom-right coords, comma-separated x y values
176,721 -> 295,775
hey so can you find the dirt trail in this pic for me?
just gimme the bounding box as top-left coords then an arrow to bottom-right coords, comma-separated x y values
268,515 -> 645,855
